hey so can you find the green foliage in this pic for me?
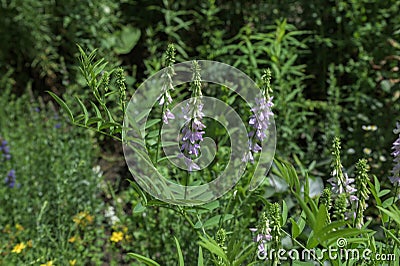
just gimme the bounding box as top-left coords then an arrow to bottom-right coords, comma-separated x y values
2,1 -> 400,265
0,89 -> 106,264
0,0 -> 123,93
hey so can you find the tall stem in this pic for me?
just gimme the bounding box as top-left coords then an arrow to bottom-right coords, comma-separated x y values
155,102 -> 166,163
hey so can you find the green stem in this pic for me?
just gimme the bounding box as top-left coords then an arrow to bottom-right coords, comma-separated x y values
74,123 -> 122,142
176,206 -> 204,238
155,102 -> 166,163
185,170 -> 189,199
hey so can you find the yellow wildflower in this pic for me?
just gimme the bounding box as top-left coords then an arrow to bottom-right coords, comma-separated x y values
68,236 -> 76,243
69,259 -> 76,266
125,234 -> 132,241
11,242 -> 26,254
40,261 -> 53,266
85,214 -> 94,224
15,223 -> 24,231
110,231 -> 124,243
72,212 -> 85,225
73,211 -> 94,226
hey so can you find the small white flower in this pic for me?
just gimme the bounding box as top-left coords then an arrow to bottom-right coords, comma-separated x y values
105,206 -> 120,225
363,148 -> 372,155
362,125 -> 378,131
103,5 -> 111,14
347,148 -> 356,154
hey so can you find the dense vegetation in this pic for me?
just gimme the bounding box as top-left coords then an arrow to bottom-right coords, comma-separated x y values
1,0 -> 399,265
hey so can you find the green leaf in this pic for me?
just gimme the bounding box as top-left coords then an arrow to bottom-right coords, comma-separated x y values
202,214 -> 234,229
93,60 -> 108,77
145,119 -> 161,129
99,122 -> 121,130
282,200 -> 288,226
374,175 -> 380,193
75,96 -> 88,125
127,179 -> 148,205
90,101 -> 103,129
146,129 -> 160,139
47,91 -> 74,122
232,244 -> 256,266
298,212 -> 306,234
306,231 -> 318,249
291,218 -> 300,238
382,198 -> 395,208
174,237 -> 185,266
377,189 -> 391,197
198,236 -> 229,265
292,192 -> 316,230
86,117 -> 103,125
198,246 -> 203,266
315,205 -> 328,233
133,202 -> 146,214
377,206 -> 400,225
322,228 -> 372,246
367,179 -> 381,206
128,253 -> 160,266
382,227 -> 400,246
114,26 -> 141,54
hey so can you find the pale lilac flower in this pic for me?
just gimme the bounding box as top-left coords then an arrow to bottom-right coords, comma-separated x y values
328,170 -> 358,202
244,96 -> 274,163
158,90 -> 173,106
258,242 -> 266,254
248,96 -> 274,143
389,122 -> 400,185
249,226 -> 272,255
178,155 -> 200,171
256,233 -> 272,242
162,109 -> 175,124
1,139 -> 11,160
179,102 -> 205,171
158,60 -> 175,124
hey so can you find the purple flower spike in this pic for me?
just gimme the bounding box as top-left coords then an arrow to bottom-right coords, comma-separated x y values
249,96 -> 274,143
5,169 -> 16,188
249,224 -> 272,254
2,145 -> 10,154
7,169 -> 15,178
179,102 -> 205,171
328,170 -> 358,202
390,122 -> 400,185
245,96 -> 274,163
